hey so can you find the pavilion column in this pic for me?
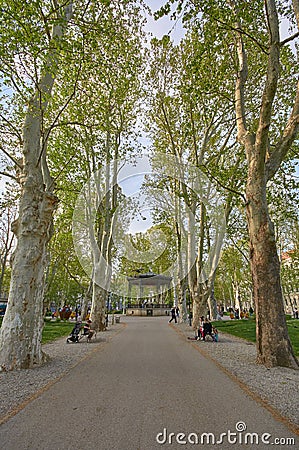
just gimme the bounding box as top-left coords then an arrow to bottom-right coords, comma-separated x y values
139,280 -> 144,299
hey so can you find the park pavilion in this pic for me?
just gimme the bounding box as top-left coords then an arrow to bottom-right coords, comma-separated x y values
126,271 -> 172,316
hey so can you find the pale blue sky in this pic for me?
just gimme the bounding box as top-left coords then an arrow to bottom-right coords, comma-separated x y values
143,0 -> 186,43
118,155 -> 153,234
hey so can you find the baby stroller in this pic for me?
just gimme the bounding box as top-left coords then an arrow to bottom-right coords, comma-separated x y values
66,322 -> 82,343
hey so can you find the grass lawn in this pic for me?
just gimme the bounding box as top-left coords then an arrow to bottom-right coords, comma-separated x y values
0,317 -> 73,344
212,317 -> 299,357
42,320 -> 74,344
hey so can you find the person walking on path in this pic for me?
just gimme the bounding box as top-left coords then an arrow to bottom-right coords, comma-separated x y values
168,307 -> 177,323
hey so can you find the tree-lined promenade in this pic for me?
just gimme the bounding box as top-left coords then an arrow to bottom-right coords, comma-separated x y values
0,0 -> 298,371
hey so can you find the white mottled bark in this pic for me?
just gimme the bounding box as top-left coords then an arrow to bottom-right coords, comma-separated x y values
0,105 -> 58,369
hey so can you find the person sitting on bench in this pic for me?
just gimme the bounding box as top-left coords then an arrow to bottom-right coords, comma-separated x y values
83,319 -> 94,340
202,318 -> 214,341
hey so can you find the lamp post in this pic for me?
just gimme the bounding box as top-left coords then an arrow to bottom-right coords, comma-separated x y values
188,292 -> 193,327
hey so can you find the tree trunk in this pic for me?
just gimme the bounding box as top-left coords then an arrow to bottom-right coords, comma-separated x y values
0,247 -> 10,298
246,171 -> 298,368
192,283 -> 211,326
178,279 -> 188,323
233,279 -> 241,312
89,247 -> 108,331
0,128 -> 58,369
87,147 -> 119,331
82,279 -> 93,320
0,216 -> 14,297
90,283 -> 107,331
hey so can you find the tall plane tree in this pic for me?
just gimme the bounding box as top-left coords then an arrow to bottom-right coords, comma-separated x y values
157,0 -> 299,367
0,1 -> 73,370
232,0 -> 299,368
51,2 -> 144,330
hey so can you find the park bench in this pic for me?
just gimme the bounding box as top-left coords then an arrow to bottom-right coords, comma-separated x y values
66,324 -> 97,343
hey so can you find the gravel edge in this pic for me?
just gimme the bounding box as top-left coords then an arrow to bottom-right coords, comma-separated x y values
174,322 -> 299,432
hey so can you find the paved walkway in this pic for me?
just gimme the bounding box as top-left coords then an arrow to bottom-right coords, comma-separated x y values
0,317 -> 297,449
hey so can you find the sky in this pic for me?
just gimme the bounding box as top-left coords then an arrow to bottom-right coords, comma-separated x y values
118,156 -> 153,234
143,0 -> 186,43
118,1 -> 186,234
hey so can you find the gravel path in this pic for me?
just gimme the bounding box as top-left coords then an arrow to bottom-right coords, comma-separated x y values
0,318 -> 298,435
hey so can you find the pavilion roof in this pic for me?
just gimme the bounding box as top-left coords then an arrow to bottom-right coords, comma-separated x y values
127,272 -> 172,286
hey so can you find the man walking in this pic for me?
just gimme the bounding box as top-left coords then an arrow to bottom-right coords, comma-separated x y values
168,307 -> 177,323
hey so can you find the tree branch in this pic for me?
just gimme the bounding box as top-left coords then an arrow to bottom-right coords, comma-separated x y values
230,235 -> 250,264
62,263 -> 85,289
50,151 -> 78,189
199,163 -> 246,203
234,15 -> 249,145
280,31 -> 299,46
0,171 -> 18,182
266,0 -> 299,179
37,57 -> 82,167
0,146 -> 22,169
0,114 -> 23,144
38,3 -> 52,41
266,81 -> 299,180
213,17 -> 268,55
255,0 -> 280,161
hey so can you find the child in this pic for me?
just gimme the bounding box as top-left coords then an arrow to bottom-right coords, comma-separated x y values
197,316 -> 205,340
212,326 -> 219,342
